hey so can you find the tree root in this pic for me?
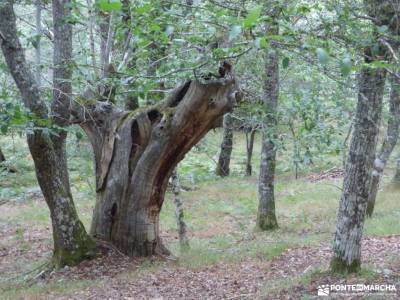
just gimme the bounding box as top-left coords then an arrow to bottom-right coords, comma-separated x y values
0,261 -> 53,286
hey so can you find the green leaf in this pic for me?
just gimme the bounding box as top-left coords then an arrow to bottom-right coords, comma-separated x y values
96,0 -> 122,12
282,57 -> 290,69
243,7 -> 261,28
75,131 -> 84,140
166,26 -> 175,36
229,25 -> 242,41
377,25 -> 388,33
340,55 -> 352,76
41,128 -> 51,143
136,3 -> 151,14
259,37 -> 268,49
316,48 -> 329,65
253,37 -> 268,49
1,125 -> 7,135
371,44 -> 380,56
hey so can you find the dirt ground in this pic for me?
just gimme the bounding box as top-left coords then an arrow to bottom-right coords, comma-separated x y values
1,220 -> 399,299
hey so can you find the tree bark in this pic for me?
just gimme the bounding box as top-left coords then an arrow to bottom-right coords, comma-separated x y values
216,113 -> 234,177
394,158 -> 400,183
257,24 -> 279,231
171,169 -> 189,250
86,0 -> 98,78
367,75 -> 400,217
331,0 -> 397,273
87,72 -> 239,256
331,54 -> 386,273
245,127 -> 256,176
35,0 -> 42,86
99,12 -> 112,76
0,0 -> 95,268
0,146 -> 5,163
0,146 -> 16,173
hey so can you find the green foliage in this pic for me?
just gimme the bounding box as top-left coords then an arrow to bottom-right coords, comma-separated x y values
96,0 -> 122,12
316,48 -> 330,65
243,6 -> 262,29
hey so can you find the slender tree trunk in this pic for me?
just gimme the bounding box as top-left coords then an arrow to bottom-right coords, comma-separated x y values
257,24 -> 279,231
51,0 -> 74,197
367,75 -> 400,216
0,0 -> 95,268
171,169 -> 189,249
35,0 -> 41,86
0,146 -> 16,173
394,158 -> 400,182
216,113 -> 234,177
86,0 -> 98,78
331,53 -> 386,273
331,0 -> 397,273
0,147 -> 5,163
99,12 -> 112,75
245,128 -> 256,176
87,71 -> 239,256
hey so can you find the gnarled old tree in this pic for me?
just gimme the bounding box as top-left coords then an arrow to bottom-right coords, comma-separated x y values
78,74 -> 239,256
0,0 -> 240,263
331,0 -> 399,273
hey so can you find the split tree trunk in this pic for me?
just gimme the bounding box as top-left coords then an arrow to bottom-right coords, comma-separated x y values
257,24 -> 279,231
85,72 -> 239,256
245,127 -> 256,176
0,0 -> 95,268
367,75 -> 400,217
331,52 -> 386,273
216,113 -> 234,177
171,169 -> 189,249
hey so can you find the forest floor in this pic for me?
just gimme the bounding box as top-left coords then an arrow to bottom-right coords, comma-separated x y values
0,132 -> 399,299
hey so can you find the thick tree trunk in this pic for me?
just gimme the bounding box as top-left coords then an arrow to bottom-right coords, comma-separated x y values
0,0 -> 95,268
367,75 -> 400,216
216,113 -> 234,177
245,128 -> 256,176
171,169 -> 189,249
331,54 -> 386,273
86,72 -> 239,256
257,24 -> 279,231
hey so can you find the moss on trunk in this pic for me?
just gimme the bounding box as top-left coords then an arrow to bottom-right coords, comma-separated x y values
257,212 -> 278,231
52,221 -> 97,269
330,256 -> 361,274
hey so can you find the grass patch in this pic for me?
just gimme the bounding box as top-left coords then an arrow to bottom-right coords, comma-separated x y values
0,279 -> 95,300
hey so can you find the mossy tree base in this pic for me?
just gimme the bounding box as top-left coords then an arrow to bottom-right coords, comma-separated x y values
257,214 -> 279,231
330,257 -> 361,274
52,222 -> 97,269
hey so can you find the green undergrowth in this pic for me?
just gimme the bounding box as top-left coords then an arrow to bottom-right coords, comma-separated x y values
1,131 -> 399,299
